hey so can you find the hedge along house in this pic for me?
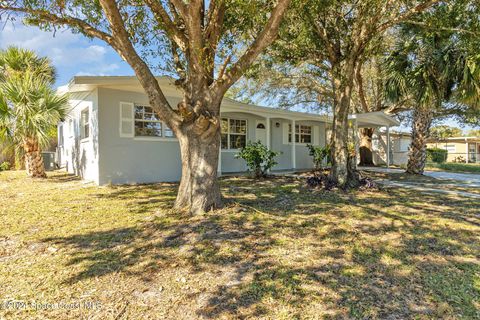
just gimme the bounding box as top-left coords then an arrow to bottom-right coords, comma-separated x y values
57,76 -> 399,185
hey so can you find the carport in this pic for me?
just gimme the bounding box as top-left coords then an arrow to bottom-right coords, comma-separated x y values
349,111 -> 400,168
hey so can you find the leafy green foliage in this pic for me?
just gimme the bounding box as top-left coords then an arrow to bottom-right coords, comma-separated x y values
384,1 -> 480,114
0,161 -> 10,171
0,47 -> 68,151
306,144 -> 330,170
466,129 -> 480,137
236,141 -> 280,178
430,125 -> 464,140
426,148 -> 448,163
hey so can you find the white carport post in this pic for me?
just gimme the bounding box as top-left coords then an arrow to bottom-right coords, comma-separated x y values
386,125 -> 390,168
292,119 -> 296,170
353,117 -> 359,165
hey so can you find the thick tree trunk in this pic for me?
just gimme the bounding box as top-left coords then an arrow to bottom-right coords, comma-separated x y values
174,118 -> 222,214
329,62 -> 360,188
23,139 -> 46,178
406,106 -> 433,175
359,128 -> 375,166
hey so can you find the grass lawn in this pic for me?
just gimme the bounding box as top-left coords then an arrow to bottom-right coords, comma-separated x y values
425,162 -> 480,174
1,171 -> 479,319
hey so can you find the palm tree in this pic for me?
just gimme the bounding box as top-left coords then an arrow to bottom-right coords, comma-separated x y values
0,47 -> 68,178
385,31 -> 480,174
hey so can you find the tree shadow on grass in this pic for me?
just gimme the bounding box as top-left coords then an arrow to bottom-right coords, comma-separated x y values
40,176 -> 480,318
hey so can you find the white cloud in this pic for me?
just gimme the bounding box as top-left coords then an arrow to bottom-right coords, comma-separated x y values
0,22 -> 132,83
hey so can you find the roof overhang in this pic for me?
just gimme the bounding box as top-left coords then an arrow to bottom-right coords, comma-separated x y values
349,111 -> 400,128
428,136 -> 480,143
60,76 -> 400,127
61,76 -> 331,122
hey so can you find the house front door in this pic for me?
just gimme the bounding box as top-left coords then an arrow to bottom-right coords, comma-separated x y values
255,121 -> 267,145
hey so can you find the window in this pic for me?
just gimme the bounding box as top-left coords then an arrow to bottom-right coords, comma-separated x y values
164,126 -> 175,138
288,124 -> 311,143
80,109 -> 89,139
221,118 -> 247,149
135,105 -> 162,137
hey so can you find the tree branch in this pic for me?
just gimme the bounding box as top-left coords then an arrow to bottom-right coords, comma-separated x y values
213,0 -> 291,95
98,0 -> 181,126
205,0 -> 226,50
144,0 -> 188,50
376,0 -> 441,34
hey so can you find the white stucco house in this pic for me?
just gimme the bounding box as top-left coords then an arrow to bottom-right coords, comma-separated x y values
57,76 -> 398,185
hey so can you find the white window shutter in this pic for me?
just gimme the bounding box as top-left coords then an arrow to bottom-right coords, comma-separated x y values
119,102 -> 134,137
283,122 -> 288,144
313,126 -> 320,145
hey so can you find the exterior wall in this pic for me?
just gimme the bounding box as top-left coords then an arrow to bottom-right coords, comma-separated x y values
63,87 -> 329,185
271,118 -> 326,170
58,90 -> 100,183
97,88 -> 182,184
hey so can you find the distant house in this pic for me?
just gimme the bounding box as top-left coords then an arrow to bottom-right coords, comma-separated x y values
427,137 -> 480,163
57,76 -> 398,185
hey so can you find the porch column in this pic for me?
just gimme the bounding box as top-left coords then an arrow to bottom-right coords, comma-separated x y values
466,140 -> 469,163
475,142 -> 480,162
292,119 -> 296,170
217,148 -> 222,177
266,117 -> 271,173
386,125 -> 390,168
266,117 -> 271,149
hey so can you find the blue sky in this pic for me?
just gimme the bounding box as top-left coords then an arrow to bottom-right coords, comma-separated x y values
0,22 -> 134,86
0,21 -> 476,133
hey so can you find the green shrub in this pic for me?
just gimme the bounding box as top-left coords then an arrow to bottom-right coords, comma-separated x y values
426,148 -> 447,163
0,161 -> 11,171
236,141 -> 280,178
306,144 -> 331,170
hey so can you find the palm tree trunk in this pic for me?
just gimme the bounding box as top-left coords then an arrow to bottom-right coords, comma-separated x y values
23,138 -> 46,178
406,106 -> 433,175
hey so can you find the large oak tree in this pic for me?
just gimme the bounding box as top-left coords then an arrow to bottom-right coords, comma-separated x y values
0,0 -> 291,213
237,0 -> 440,187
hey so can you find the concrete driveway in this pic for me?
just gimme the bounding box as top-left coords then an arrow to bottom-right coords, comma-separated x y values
359,166 -> 480,198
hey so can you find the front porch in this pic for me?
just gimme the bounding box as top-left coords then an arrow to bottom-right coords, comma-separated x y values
218,99 -> 329,175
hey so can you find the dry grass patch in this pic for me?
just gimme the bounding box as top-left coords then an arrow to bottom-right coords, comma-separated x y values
0,170 -> 479,319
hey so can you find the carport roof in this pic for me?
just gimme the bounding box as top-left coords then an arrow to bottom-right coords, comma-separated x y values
349,111 -> 400,128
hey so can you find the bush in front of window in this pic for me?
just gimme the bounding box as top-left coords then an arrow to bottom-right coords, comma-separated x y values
235,141 -> 280,178
306,144 -> 331,170
426,148 -> 447,163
